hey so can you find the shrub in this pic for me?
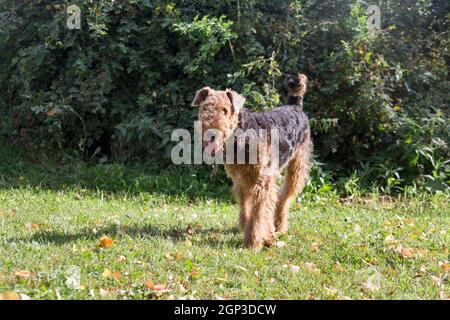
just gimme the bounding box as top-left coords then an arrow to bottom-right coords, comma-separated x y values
0,0 -> 448,191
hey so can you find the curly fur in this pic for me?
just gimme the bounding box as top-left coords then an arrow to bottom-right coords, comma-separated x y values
192,74 -> 313,251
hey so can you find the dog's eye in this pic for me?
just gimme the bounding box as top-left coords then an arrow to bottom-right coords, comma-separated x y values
223,108 -> 228,115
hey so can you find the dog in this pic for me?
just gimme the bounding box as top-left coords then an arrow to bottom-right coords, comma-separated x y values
192,73 -> 312,251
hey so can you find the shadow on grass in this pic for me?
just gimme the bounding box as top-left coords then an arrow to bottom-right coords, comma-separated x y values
0,141 -> 233,203
6,224 -> 243,249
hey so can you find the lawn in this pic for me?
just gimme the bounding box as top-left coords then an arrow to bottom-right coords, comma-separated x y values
0,144 -> 448,300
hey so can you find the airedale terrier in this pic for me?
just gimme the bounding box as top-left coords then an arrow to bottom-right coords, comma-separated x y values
192,73 -> 312,251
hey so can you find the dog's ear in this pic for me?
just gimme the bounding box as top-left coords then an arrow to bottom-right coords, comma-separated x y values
226,90 -> 246,114
298,73 -> 308,95
192,87 -> 211,106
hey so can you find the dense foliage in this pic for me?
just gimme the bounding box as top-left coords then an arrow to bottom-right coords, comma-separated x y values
0,0 -> 448,192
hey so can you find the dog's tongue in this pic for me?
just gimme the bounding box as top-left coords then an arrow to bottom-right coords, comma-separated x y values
204,139 -> 220,155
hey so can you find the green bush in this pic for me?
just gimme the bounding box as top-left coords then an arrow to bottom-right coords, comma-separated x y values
0,0 -> 448,191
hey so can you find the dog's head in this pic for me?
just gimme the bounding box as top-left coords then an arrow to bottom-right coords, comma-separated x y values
286,73 -> 308,97
192,87 -> 245,155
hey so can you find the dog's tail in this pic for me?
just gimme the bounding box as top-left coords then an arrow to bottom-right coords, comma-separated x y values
286,73 -> 308,107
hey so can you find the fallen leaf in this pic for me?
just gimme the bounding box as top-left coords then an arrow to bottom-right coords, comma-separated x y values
116,255 -> 126,262
99,235 -> 113,248
439,291 -> 449,300
394,244 -> 415,259
175,252 -> 184,261
165,252 -> 174,260
311,242 -> 319,252
8,209 -> 17,217
289,265 -> 301,275
438,261 -> 449,272
102,269 -> 121,279
153,284 -> 169,291
144,280 -> 155,289
431,275 -> 443,287
14,270 -> 31,278
275,241 -> 286,248
144,280 -> 171,292
102,269 -> 112,278
304,262 -> 320,273
99,288 -> 111,297
324,286 -> 338,296
190,268 -> 200,278
31,224 -> 40,230
384,235 -> 395,245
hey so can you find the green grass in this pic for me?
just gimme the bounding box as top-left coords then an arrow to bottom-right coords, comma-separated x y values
0,142 -> 448,300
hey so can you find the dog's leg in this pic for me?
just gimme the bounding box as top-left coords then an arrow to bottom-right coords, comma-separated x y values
232,182 -> 250,231
244,176 -> 276,251
275,137 -> 312,234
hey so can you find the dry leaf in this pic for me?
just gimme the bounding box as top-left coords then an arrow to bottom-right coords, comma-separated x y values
289,265 -> 300,275
165,252 -> 174,260
324,286 -> 338,296
102,269 -> 120,279
153,284 -> 169,291
384,235 -> 395,245
431,275 -> 443,287
275,241 -> 286,248
116,255 -> 126,262
438,261 -> 449,272
439,291 -> 449,300
144,280 -> 171,292
8,209 -> 17,217
175,252 -> 184,261
304,262 -> 320,273
102,269 -> 112,278
190,268 -> 200,278
311,242 -> 319,252
14,270 -> 31,278
99,235 -> 113,248
99,288 -> 111,297
31,224 -> 40,230
144,280 -> 155,289
394,244 -> 415,259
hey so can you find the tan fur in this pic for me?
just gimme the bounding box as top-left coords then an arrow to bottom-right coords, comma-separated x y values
275,135 -> 312,233
193,87 -> 312,251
